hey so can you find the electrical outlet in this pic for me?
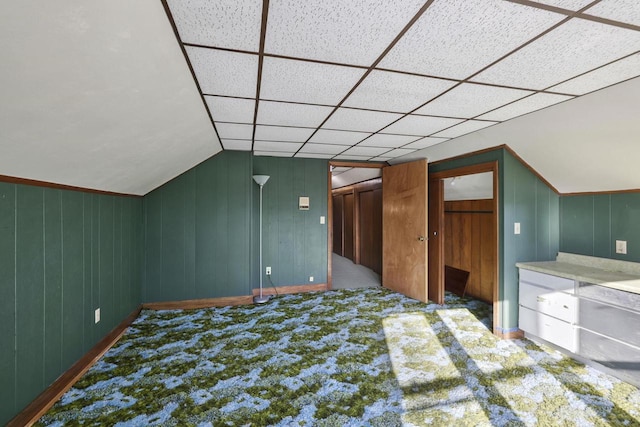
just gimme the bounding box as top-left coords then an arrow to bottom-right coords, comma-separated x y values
616,240 -> 627,254
320,216 -> 325,224
95,308 -> 100,324
514,222 -> 521,235
266,266 -> 271,275
309,276 -> 314,282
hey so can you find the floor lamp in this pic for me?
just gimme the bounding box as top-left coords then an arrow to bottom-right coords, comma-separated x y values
253,175 -> 270,304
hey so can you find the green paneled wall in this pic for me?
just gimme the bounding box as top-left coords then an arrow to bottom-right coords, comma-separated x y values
561,193 -> 640,262
143,152 -> 329,302
0,183 -> 143,425
252,156 -> 328,288
430,148 -> 559,333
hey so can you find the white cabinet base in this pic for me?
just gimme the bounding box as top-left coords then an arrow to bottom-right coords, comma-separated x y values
519,306 -> 578,353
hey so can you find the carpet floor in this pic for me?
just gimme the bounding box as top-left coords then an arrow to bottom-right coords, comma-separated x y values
37,288 -> 640,426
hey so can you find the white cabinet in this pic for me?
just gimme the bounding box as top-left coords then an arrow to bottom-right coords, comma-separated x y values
518,269 -> 578,353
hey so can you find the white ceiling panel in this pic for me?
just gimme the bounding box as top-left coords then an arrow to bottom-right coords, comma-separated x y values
215,122 -> 254,139
343,70 -> 456,113
403,137 -> 449,149
333,154 -> 373,160
308,129 -> 371,145
322,108 -> 402,132
477,93 -> 573,121
586,0 -> 640,27
205,96 -> 255,123
260,57 -> 366,105
254,125 -> 315,142
253,140 -> 302,152
254,151 -> 295,157
332,167 -> 351,173
432,120 -> 497,138
167,0 -> 262,51
416,83 -> 532,118
382,148 -> 416,158
294,152 -> 334,159
530,0 -> 595,10
358,133 -> 420,148
341,146 -> 390,157
257,101 -> 333,127
221,139 -> 252,150
186,47 -> 258,97
472,19 -> 640,89
265,0 -> 427,65
383,115 -> 464,136
370,157 -> 392,162
378,0 -> 563,79
298,143 -> 350,154
548,53 -> 640,95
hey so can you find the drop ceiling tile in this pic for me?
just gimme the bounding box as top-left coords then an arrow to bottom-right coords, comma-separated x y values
477,93 -> 573,121
221,139 -> 252,150
343,70 -> 456,113
548,53 -> 640,95
265,0 -> 427,65
205,96 -> 255,123
341,146 -> 390,157
295,152 -> 334,159
322,108 -> 402,132
432,120 -> 497,138
586,0 -> 640,26
333,154 -> 373,161
530,0 -> 595,10
216,122 -> 254,139
383,148 -> 416,158
254,151 -> 294,157
369,157 -> 392,162
167,0 -> 262,51
415,83 -> 532,118
261,57 -> 366,105
253,141 -> 303,152
254,125 -> 315,142
257,101 -> 333,127
358,133 -> 421,148
332,167 -> 351,173
472,19 -> 640,90
187,47 -> 258,97
308,129 -> 371,145
403,137 -> 449,149
298,143 -> 350,154
378,0 -> 563,79
383,115 -> 464,136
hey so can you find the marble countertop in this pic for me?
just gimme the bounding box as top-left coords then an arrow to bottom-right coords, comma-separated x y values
517,252 -> 640,295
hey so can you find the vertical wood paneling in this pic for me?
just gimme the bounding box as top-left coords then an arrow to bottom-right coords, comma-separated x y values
277,158 -> 295,286
227,152 -> 250,294
0,183 -> 16,420
332,195 -> 343,256
44,189 -> 63,385
113,198 -> 123,320
99,196 -> 114,337
15,186 -> 45,411
184,170 -> 197,299
343,193 -> 354,261
82,194 -> 93,352
593,194 -> 611,259
144,191 -> 162,301
195,159 -> 216,297
162,178 -> 186,301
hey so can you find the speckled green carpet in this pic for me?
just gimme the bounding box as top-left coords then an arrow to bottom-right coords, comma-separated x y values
37,288 -> 640,426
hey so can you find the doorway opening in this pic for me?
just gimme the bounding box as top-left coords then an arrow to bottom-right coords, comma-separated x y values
429,162 -> 500,333
328,161 -> 385,290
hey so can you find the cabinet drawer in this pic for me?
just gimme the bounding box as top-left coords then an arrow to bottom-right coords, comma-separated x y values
579,328 -> 640,387
519,282 -> 577,323
580,298 -> 640,348
519,269 -> 575,293
519,306 -> 578,353
579,282 -> 640,311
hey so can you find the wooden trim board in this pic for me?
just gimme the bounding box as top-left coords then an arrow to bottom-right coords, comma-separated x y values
7,306 -> 142,427
143,295 -> 254,310
0,174 -> 141,198
253,283 -> 328,297
495,329 -> 525,340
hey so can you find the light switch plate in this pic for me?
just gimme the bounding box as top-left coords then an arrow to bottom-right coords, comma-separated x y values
320,216 -> 325,224
95,308 -> 100,324
514,222 -> 521,235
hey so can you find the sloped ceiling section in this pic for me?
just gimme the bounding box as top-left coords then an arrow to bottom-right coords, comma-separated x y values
0,0 -> 222,195
163,0 -> 640,194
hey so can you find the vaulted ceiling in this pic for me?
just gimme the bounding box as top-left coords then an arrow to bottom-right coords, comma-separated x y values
2,1 -> 639,195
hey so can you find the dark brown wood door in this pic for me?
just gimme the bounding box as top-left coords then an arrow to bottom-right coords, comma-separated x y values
382,160 -> 428,303
428,178 -> 444,305
332,195 -> 343,255
343,193 -> 354,261
359,189 -> 382,274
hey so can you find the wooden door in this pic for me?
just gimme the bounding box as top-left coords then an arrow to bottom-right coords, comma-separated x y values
428,178 -> 444,304
332,195 -> 343,255
382,160 -> 429,302
343,193 -> 354,260
359,188 -> 382,274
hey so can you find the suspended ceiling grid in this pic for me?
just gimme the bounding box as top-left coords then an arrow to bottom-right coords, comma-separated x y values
166,0 -> 640,165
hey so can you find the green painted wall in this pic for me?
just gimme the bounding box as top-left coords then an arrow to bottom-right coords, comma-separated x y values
0,183 -> 143,425
252,156 -> 328,288
143,151 -> 328,302
430,148 -> 559,333
560,193 -> 640,262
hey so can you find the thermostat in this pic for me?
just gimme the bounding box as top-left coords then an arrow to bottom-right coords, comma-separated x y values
299,196 -> 309,210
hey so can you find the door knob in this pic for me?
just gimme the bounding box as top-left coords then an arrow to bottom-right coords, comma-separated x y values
418,236 -> 426,241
